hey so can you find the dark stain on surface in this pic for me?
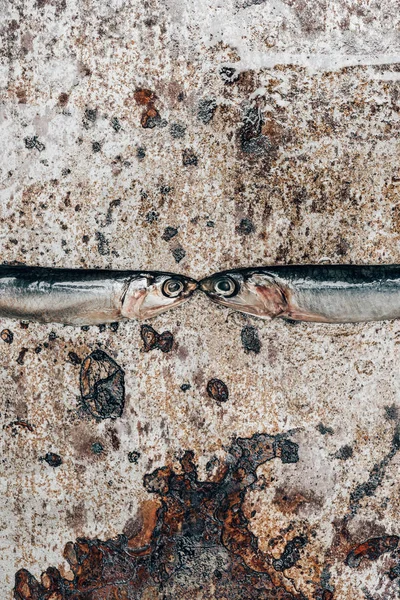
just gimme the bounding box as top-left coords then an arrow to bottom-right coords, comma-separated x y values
5,420 -> 34,435
197,97 -> 217,124
333,445 -> 353,460
68,351 -> 82,365
141,324 -> 174,353
236,217 -> 255,235
345,536 -> 399,568
348,426 -> 400,517
161,226 -> 178,241
238,106 -> 271,156
91,441 -> 104,455
13,431 -> 305,599
107,427 -> 120,451
241,0 -> 266,6
58,92 -> 69,106
24,136 -> 45,152
145,209 -> 159,223
137,146 -> 146,160
104,198 -> 121,226
110,116 -> 121,132
171,246 -> 186,263
384,404 -> 399,421
220,65 -> 240,83
141,105 -> 162,128
1,328 -> 14,344
160,185 -> 172,195
170,122 -> 186,138
207,378 -> 229,402
273,535 -> 308,571
157,333 -> 174,353
95,231 -> 110,255
16,348 -> 28,365
84,108 -> 97,122
389,562 -> 400,580
241,325 -> 261,353
182,149 -> 198,166
92,141 -> 102,153
80,349 -> 125,420
274,438 -> 299,464
128,450 -> 141,464
317,423 -> 334,435
41,452 -> 63,467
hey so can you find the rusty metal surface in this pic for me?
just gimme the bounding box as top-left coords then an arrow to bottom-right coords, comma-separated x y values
2,0 -> 400,598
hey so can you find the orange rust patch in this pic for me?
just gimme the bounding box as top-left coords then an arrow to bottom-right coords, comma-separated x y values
134,89 -> 157,105
132,88 -> 162,128
13,432 -> 308,599
140,105 -> 161,128
126,500 -> 161,551
346,535 -> 399,568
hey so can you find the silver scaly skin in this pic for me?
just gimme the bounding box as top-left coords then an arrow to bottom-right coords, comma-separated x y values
200,265 -> 400,324
0,266 -> 198,325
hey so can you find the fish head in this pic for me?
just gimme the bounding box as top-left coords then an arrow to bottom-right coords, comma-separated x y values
122,273 -> 198,320
199,270 -> 287,318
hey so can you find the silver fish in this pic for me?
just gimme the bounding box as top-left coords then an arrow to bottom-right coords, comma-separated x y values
0,265 -> 198,325
200,265 -> 400,323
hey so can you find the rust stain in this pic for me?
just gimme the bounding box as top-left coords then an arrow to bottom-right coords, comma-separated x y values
206,378 -> 229,402
1,328 -> 14,344
125,500 -> 160,550
67,351 -> 82,365
13,432 -> 312,599
134,89 -> 157,105
16,347 -> 28,365
40,452 -> 63,468
58,92 -> 69,106
4,420 -> 34,434
140,105 -> 161,129
140,324 -> 174,353
345,535 -> 399,568
80,349 -> 125,420
134,88 -> 162,129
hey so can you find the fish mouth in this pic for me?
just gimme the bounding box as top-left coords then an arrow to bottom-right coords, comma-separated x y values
137,279 -> 199,320
184,279 -> 199,296
199,276 -> 216,295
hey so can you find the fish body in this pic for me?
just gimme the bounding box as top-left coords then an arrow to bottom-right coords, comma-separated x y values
0,265 -> 197,325
200,265 -> 400,323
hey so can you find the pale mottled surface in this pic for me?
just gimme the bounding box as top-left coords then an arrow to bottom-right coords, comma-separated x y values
1,0 -> 400,598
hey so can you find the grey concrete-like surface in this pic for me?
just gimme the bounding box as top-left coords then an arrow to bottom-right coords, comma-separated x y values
1,0 -> 400,598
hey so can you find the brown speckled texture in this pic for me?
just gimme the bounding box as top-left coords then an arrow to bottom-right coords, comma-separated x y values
2,0 -> 400,598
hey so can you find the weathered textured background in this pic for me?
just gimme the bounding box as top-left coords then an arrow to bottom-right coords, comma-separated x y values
1,0 -> 400,598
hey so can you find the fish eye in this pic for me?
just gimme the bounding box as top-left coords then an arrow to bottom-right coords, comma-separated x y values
214,277 -> 237,297
162,278 -> 184,298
